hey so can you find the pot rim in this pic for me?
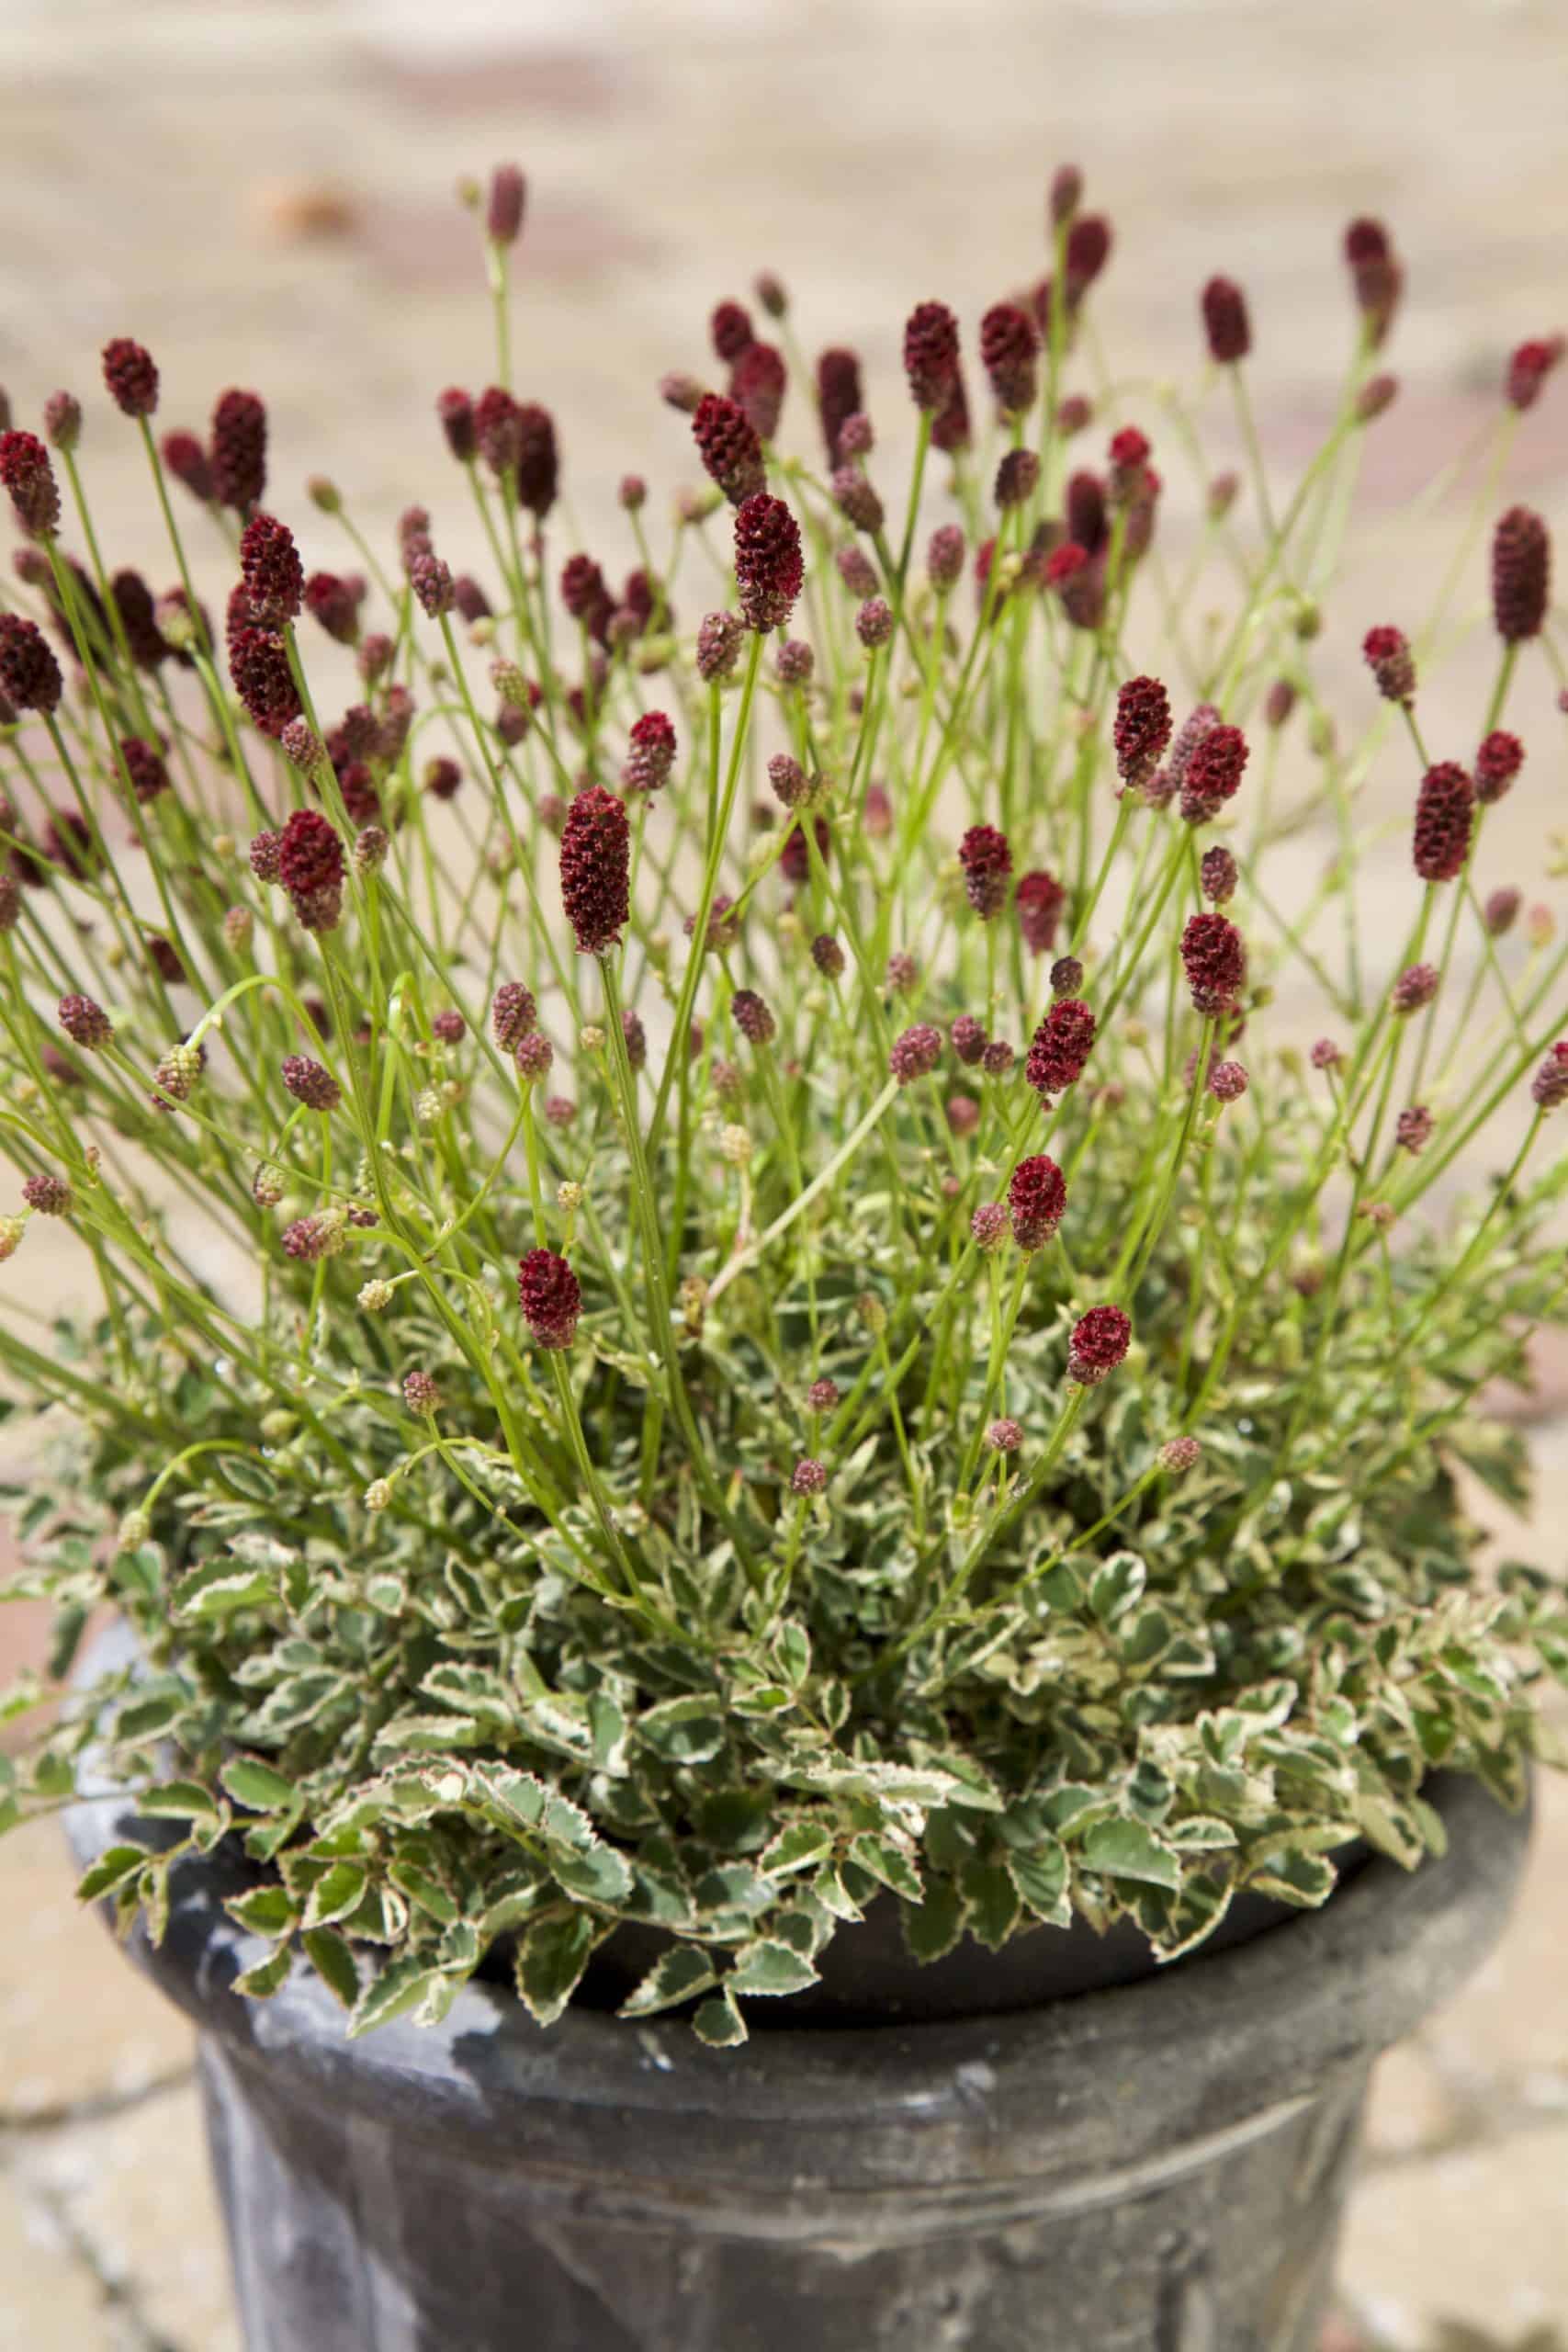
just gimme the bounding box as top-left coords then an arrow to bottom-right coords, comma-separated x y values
65,1759 -> 1529,2196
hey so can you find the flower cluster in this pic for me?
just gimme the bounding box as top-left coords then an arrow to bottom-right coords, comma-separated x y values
0,164 -> 1562,2057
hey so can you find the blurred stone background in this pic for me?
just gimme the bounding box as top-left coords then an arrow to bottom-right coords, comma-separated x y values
3,0 -> 1568,2343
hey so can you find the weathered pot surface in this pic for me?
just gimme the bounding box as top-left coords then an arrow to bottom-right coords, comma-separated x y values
66,1756 -> 1529,2352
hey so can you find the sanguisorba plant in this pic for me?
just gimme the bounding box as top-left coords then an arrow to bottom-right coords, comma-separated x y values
1,164 -> 1566,2043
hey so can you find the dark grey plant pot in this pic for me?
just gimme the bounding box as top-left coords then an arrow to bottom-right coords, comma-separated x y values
65,1767 -> 1528,2352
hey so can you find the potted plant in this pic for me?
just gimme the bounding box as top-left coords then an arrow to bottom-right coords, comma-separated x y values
0,161 -> 1562,2347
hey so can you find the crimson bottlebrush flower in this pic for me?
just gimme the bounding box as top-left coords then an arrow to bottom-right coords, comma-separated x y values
1065,469 -> 1107,556
240,513 -> 304,628
518,1248 -> 581,1349
836,545 -> 879,600
811,933 -> 844,978
41,808 -> 95,881
864,784 -> 894,837
1362,624 -> 1415,703
994,448 -> 1040,510
281,1055 -> 340,1112
1200,845 -> 1237,905
57,993 -> 112,1049
1474,730 -> 1525,804
411,551 -> 454,619
515,404 -> 558,517
1506,336 -> 1563,413
358,631 -> 393,684
491,982 -> 537,1051
711,300 -> 754,364
436,387 -> 476,462
774,639 -> 813,687
1112,674 -> 1172,792
732,341 -> 786,442
559,785 -> 629,956
981,1038 -> 1015,1076
1067,1304 -> 1131,1385
474,385 -> 522,476
889,1023 -> 943,1085
767,752 -> 807,810
1049,163 -> 1082,227
958,824 -> 1012,920
1392,962 -> 1438,1015
118,737 -> 169,805
731,988 -> 776,1046
780,817 -> 829,885
276,808 -> 344,933
696,609 -> 744,682
1484,887 -> 1521,936
622,709 -> 677,795
927,524 -> 965,592
433,1009 -> 465,1045
832,465 -> 883,534
692,392 -> 765,507
1065,214 -> 1112,299
1353,373 -> 1399,424
1201,276 -> 1251,365
792,1458 -> 828,1497
1395,1104 -> 1433,1154
160,430 -> 213,503
0,615 -> 62,713
1009,1153 -> 1066,1251
42,391 -> 81,451
487,163 -> 525,244
1026,998 -> 1096,1095
101,336 -> 159,418
1014,869 -> 1066,957
984,1417 -> 1021,1455
402,1369 -> 441,1418
281,1215 -> 338,1263
1208,1059 -> 1248,1102
1180,912 -> 1247,1013
1168,702 -> 1220,787
1107,422 -> 1150,478
336,760 -> 378,828
559,553 -> 614,644
903,300 -> 961,411
0,431 -> 59,536
400,504 -> 432,571
618,1005 -> 647,1071
1344,218 -> 1402,345
21,1170 -> 73,1216
660,372 -> 704,415
209,389 -> 266,512
229,627 -> 301,739
304,571 -> 363,645
971,1202 -> 1008,1252
1160,1436 -> 1201,1474
1492,506 -> 1550,642
856,597 -> 894,650
816,347 -> 863,465
249,831 -> 282,884
1530,1043 -> 1568,1111
931,368 -> 972,454
979,302 -> 1039,413
734,493 -> 803,633
1412,762 -> 1474,883
754,270 -> 786,319
806,1376 -> 840,1413
1181,722 -> 1249,824
515,1032 -> 554,1084
952,1014 -> 987,1066
1310,1038 -> 1343,1071
1050,956 -> 1084,999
